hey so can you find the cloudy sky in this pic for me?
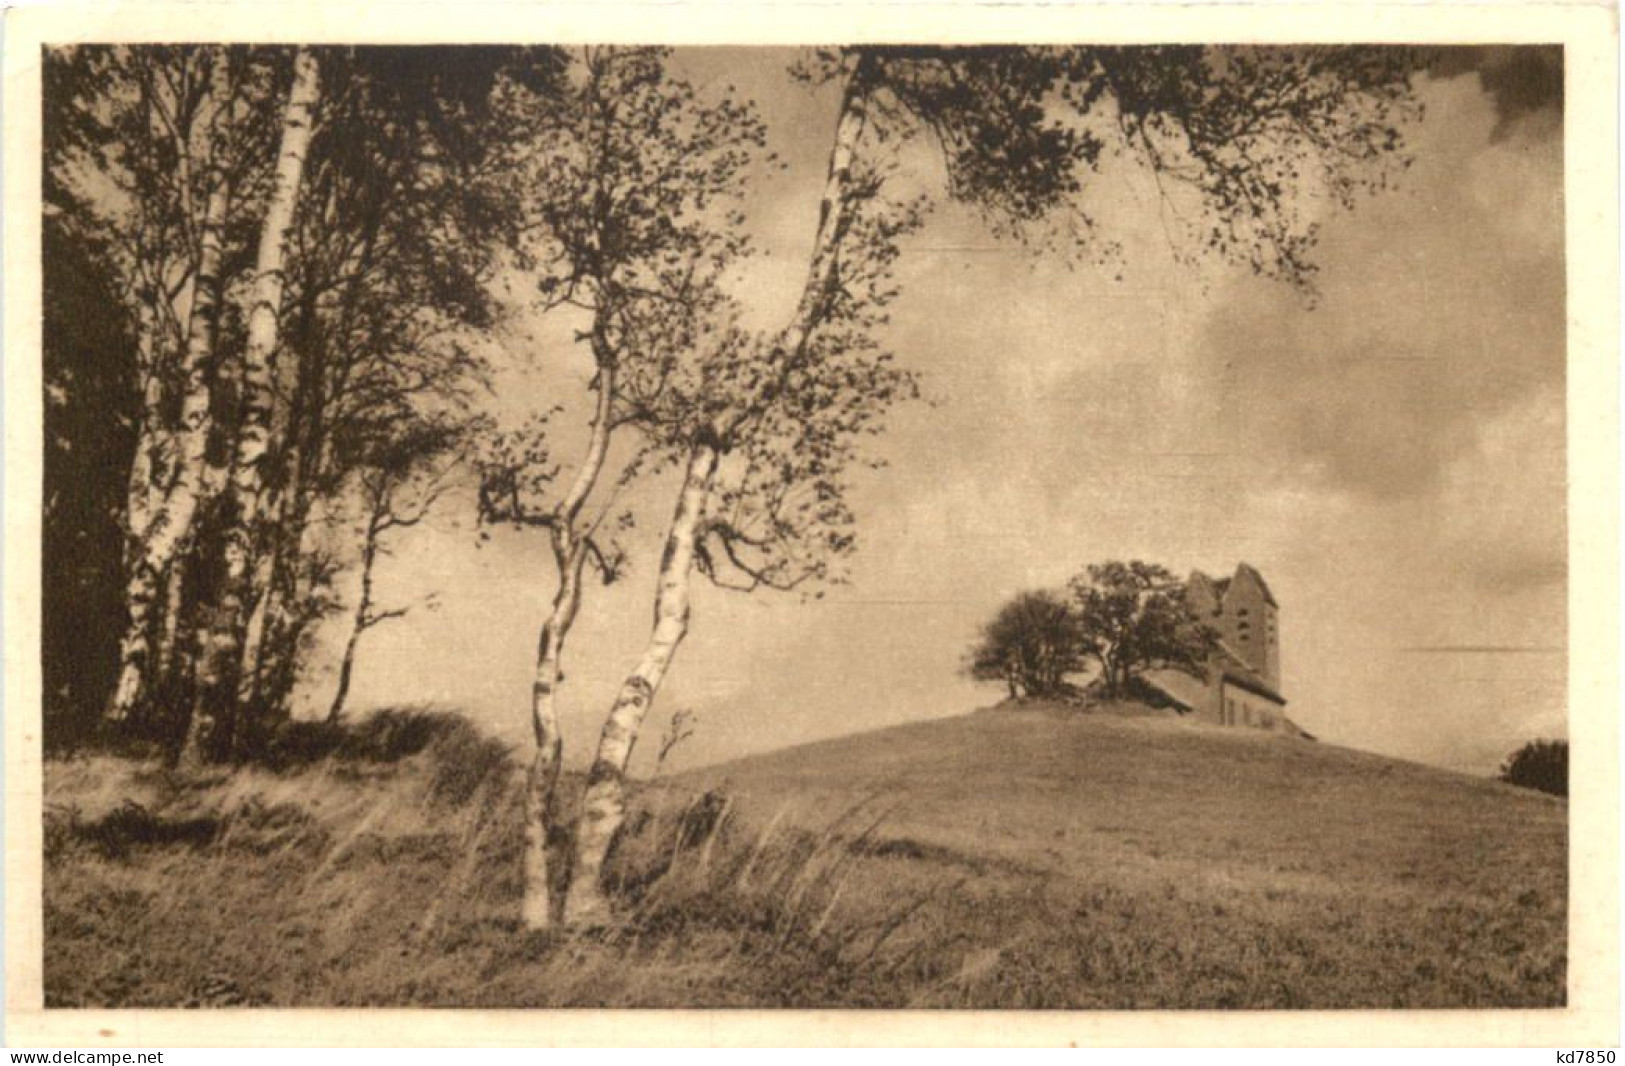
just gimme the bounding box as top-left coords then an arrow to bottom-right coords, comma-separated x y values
306,47 -> 1566,777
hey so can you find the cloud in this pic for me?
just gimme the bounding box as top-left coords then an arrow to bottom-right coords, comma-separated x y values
1183,71 -> 1564,506
1430,45 -> 1563,139
1434,383 -> 1566,596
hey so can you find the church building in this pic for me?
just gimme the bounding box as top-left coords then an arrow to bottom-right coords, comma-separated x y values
1145,562 -> 1296,733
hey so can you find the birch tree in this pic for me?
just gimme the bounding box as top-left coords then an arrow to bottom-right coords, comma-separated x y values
476,47 -> 762,929
232,47 -> 562,729
42,187 -> 136,749
326,418 -> 461,723
562,44 -> 1084,924
185,49 -> 321,766
561,45 -> 1419,924
47,46 -> 564,753
44,47 -> 281,729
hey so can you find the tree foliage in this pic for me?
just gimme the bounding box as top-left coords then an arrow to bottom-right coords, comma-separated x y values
42,210 -> 138,750
794,47 -> 1096,232
1067,47 -> 1421,286
476,45 -> 763,567
1070,561 -> 1218,699
326,414 -> 466,723
967,562 -> 1221,703
235,46 -> 559,732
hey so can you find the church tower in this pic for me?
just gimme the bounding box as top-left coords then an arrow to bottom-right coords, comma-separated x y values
1218,563 -> 1279,691
1185,563 -> 1282,692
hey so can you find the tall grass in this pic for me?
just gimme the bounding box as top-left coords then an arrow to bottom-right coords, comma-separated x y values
42,707 -> 1566,1009
43,709 -> 944,1006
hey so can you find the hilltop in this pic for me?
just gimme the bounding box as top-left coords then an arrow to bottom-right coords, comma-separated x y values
42,701 -> 1564,1008
679,700 -> 1556,899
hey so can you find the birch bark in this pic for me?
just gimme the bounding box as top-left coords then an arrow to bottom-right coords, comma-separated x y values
774,52 -> 873,365
561,50 -> 874,923
521,358 -> 617,930
242,226 -> 370,716
184,49 -> 320,765
563,441 -> 717,926
153,555 -> 188,682
106,56 -> 235,723
520,545 -> 582,929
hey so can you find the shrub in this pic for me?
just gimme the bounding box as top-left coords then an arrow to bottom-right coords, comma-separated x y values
965,590 -> 1087,699
257,706 -> 490,772
1500,739 -> 1567,797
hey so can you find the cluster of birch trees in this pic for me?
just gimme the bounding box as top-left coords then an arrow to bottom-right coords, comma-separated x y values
46,45 -> 552,767
44,44 -> 1420,927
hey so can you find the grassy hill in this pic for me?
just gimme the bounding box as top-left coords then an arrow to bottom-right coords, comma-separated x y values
41,702 -> 1565,1008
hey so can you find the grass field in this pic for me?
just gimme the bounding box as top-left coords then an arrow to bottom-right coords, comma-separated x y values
42,702 -> 1566,1008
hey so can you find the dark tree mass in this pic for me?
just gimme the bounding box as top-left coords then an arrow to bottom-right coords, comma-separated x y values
1500,739 -> 1567,797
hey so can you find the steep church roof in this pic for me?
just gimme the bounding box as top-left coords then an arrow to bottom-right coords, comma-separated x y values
1189,566 -> 1278,610
1232,562 -> 1278,607
1186,570 -> 1222,616
1213,638 -> 1286,705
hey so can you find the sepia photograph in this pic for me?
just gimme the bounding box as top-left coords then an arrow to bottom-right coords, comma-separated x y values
4,0 -> 1618,1048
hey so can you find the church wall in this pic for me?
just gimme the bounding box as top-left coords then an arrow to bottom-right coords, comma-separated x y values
1218,680 -> 1288,731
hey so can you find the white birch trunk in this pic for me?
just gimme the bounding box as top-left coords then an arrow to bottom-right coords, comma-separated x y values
563,441 -> 718,926
779,51 -> 874,360
224,46 -> 320,608
107,56 -> 235,723
153,554 -> 188,683
234,552 -> 278,706
521,361 -> 617,930
554,52 -> 875,923
237,283 -> 317,708
521,546 -> 583,930
185,49 -> 320,763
